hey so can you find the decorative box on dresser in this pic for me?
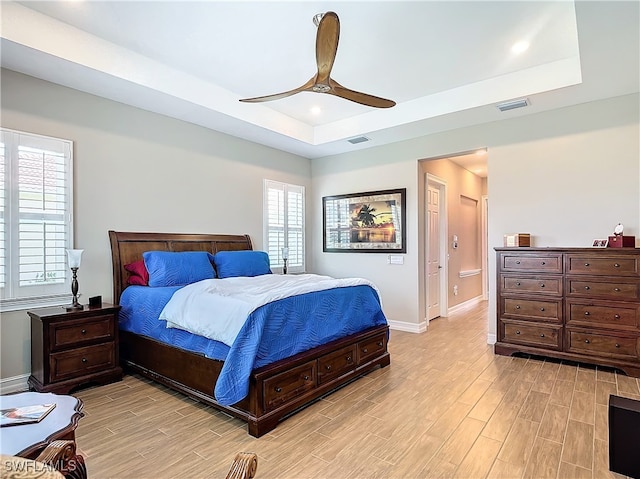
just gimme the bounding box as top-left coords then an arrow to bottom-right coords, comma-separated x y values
28,304 -> 123,394
495,247 -> 640,377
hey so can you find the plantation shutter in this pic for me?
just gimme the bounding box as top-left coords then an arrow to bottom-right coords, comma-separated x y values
264,180 -> 305,273
1,128 -> 73,310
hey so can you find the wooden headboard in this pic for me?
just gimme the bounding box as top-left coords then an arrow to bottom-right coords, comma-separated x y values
108,231 -> 253,304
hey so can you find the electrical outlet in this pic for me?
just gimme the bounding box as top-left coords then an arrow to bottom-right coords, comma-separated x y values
453,285 -> 458,295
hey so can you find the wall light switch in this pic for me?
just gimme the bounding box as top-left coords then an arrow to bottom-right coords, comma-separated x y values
388,255 -> 404,265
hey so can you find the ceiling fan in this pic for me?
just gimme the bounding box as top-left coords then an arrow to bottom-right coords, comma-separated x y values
239,11 -> 396,108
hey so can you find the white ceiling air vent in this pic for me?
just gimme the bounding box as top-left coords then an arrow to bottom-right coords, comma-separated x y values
496,98 -> 529,112
347,136 -> 370,145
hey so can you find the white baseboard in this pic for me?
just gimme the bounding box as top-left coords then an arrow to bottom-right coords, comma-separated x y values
487,333 -> 497,345
447,295 -> 484,315
0,374 -> 29,394
387,318 -> 426,334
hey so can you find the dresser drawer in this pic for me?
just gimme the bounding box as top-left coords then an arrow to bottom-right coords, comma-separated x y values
50,315 -> 115,351
357,333 -> 387,365
50,342 -> 116,382
501,297 -> 562,322
567,278 -> 639,300
567,300 -> 640,330
263,360 -> 316,412
567,330 -> 639,360
501,275 -> 562,295
502,321 -> 562,350
501,254 -> 563,273
566,255 -> 639,276
318,345 -> 356,385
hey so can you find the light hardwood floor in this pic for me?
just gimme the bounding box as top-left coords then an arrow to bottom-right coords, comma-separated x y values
74,300 -> 637,478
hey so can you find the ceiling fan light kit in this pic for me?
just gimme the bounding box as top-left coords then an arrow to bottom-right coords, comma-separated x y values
239,11 -> 396,109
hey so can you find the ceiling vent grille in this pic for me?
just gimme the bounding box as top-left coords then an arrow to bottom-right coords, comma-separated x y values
347,136 -> 370,145
496,98 -> 529,112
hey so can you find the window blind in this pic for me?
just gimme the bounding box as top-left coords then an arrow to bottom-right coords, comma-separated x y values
1,128 -> 74,310
264,180 -> 305,273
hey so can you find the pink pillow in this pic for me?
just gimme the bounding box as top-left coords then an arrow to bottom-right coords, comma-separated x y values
125,260 -> 149,286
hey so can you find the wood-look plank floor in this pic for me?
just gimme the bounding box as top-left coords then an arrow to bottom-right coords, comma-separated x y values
74,301 -> 637,478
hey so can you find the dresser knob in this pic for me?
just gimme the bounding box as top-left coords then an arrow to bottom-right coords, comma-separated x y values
363,348 -> 368,353
541,262 -> 546,265
81,329 -> 87,334
516,282 -> 521,286
516,330 -> 521,335
303,375 -> 310,381
516,261 -> 521,264
614,288 -> 621,292
275,386 -> 282,393
614,314 -> 621,319
540,334 -> 545,338
540,308 -> 545,312
614,263 -> 620,268
540,283 -> 545,288
584,286 -> 590,290
584,339 -> 590,344
584,263 -> 590,267
515,305 -> 521,309
82,357 -> 87,363
584,311 -> 590,316
325,365 -> 332,371
377,342 -> 383,347
346,356 -> 352,362
615,343 -> 621,348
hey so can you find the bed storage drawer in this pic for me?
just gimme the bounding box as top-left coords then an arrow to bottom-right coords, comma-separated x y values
357,333 -> 387,365
318,345 -> 356,385
263,360 -> 316,412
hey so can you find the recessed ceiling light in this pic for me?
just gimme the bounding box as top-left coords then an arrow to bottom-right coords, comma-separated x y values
310,106 -> 321,115
511,41 -> 530,54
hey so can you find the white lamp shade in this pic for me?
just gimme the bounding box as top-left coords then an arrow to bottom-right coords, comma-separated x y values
281,247 -> 289,260
66,249 -> 84,269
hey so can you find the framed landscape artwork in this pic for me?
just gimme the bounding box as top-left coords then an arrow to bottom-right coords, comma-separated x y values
323,188 -> 406,253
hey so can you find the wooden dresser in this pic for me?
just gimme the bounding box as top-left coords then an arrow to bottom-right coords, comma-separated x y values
495,247 -> 640,377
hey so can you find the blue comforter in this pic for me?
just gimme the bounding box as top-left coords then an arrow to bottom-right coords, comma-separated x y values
119,282 -> 387,405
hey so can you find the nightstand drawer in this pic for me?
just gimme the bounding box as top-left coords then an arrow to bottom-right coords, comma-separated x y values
50,343 -> 116,382
51,315 -> 115,351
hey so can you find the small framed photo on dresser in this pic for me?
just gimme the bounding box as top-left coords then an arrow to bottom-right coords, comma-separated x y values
592,239 -> 609,248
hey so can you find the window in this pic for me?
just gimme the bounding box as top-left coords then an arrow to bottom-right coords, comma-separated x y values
264,180 -> 305,273
0,128 -> 74,311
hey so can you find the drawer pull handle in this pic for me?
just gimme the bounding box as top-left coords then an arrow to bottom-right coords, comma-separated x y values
540,283 -> 545,288
614,314 -> 621,319
303,375 -> 310,381
515,305 -> 521,309
275,386 -> 282,393
81,329 -> 87,334
363,348 -> 368,353
516,330 -> 521,335
614,288 -> 621,292
540,307 -> 545,311
615,343 -> 621,348
614,263 -> 620,268
584,311 -> 590,316
540,334 -> 545,338
516,261 -> 521,264
377,341 -> 383,347
584,263 -> 590,267
325,365 -> 332,371
584,286 -> 590,290
82,357 -> 87,363
541,261 -> 546,265
346,356 -> 353,362
516,282 -> 521,286
584,339 -> 590,344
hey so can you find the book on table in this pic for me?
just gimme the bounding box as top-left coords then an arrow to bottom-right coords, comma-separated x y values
0,403 -> 56,427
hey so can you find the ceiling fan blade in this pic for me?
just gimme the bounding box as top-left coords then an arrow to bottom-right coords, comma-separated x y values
330,81 -> 396,108
315,12 -> 340,83
239,77 -> 315,103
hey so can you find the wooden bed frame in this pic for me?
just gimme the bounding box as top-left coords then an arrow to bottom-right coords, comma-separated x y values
108,231 -> 390,437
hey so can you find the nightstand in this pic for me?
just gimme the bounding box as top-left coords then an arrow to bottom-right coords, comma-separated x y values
28,304 -> 123,394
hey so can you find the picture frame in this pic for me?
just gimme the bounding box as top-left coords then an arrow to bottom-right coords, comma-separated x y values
323,188 -> 406,253
592,239 -> 609,248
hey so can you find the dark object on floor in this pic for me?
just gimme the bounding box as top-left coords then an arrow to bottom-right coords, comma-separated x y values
609,394 -> 640,478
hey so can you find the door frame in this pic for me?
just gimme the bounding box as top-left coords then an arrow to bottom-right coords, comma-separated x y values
481,194 -> 489,300
425,173 -> 448,320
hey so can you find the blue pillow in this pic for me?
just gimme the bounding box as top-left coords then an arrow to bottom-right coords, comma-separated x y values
143,251 -> 216,287
213,250 -> 272,279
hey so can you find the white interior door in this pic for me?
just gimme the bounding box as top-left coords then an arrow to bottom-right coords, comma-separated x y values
427,183 -> 441,320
